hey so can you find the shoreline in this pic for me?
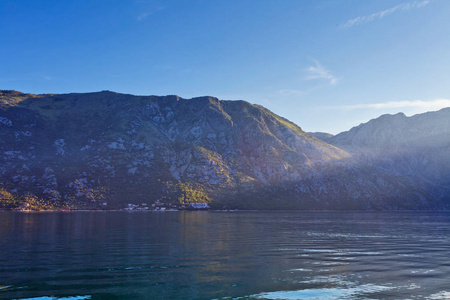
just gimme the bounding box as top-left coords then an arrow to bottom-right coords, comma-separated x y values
1,209 -> 449,213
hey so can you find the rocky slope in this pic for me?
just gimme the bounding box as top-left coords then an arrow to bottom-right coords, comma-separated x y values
0,90 -> 446,210
308,132 -> 334,143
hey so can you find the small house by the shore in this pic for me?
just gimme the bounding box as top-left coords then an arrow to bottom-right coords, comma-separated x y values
189,203 -> 210,210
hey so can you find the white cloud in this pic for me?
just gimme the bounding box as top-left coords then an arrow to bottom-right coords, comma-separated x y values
304,59 -> 339,86
340,99 -> 450,110
342,0 -> 430,28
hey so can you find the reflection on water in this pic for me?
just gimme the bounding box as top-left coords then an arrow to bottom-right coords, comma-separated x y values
249,283 -> 393,300
17,296 -> 91,300
1,211 -> 450,299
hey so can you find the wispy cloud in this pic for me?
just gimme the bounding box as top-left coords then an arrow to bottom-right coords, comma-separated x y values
278,89 -> 304,96
342,0 -> 430,28
137,6 -> 163,21
304,58 -> 339,86
339,99 -> 450,110
39,75 -> 53,81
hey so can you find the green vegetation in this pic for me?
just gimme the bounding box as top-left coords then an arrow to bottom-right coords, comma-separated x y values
0,90 -> 39,109
0,189 -> 20,209
0,189 -> 76,211
176,182 -> 211,205
17,194 -> 73,211
257,105 -> 304,133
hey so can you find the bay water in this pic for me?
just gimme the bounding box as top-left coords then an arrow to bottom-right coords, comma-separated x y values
1,211 -> 450,299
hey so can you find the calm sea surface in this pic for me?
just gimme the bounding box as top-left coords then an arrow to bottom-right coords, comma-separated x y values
1,211 -> 450,300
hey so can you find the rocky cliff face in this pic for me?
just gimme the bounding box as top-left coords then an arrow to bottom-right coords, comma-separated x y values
0,90 -> 447,209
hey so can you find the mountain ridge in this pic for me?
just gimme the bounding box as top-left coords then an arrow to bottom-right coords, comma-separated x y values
330,109 -> 450,150
327,108 -> 450,208
0,90 -> 448,210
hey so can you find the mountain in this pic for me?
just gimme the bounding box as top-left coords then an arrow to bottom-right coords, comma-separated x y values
0,90 -> 447,210
308,132 -> 334,143
330,109 -> 450,150
328,109 -> 450,205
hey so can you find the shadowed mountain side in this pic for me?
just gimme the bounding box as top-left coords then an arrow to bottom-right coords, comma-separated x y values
327,108 -> 450,208
0,90 -> 448,209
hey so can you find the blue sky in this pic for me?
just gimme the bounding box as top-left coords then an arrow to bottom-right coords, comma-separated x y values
1,0 -> 450,134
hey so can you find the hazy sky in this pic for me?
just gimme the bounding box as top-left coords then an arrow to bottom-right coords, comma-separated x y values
1,0 -> 450,134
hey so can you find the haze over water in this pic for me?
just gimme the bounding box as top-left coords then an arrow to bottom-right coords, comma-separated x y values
1,211 -> 450,299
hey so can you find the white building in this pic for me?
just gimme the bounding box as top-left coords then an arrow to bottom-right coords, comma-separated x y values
189,203 -> 210,209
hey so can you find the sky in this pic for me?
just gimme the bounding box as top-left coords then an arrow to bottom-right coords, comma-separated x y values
1,0 -> 450,134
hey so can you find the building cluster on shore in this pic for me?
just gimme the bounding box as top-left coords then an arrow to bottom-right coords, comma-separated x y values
123,200 -> 210,211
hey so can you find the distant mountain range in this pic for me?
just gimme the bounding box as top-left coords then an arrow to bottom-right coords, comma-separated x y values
326,109 -> 450,209
1,90 -> 449,210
